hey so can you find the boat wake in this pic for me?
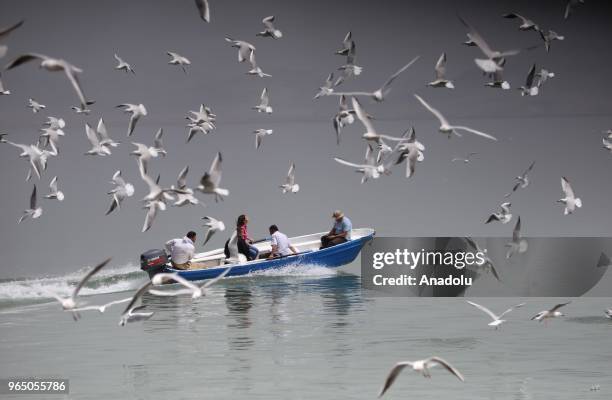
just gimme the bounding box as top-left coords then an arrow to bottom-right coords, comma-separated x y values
0,263 -> 147,309
245,263 -> 338,278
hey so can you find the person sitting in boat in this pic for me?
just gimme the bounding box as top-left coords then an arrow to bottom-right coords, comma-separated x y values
320,210 -> 352,249
237,214 -> 259,261
165,231 -> 198,270
267,225 -> 298,259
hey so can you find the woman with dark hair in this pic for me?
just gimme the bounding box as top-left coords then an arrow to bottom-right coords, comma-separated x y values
236,214 -> 259,260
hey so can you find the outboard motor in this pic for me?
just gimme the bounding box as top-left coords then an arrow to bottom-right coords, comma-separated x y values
140,249 -> 169,279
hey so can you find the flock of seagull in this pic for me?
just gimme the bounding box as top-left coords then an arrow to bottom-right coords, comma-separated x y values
0,0 -> 610,397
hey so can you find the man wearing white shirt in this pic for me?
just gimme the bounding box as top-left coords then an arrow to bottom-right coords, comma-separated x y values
267,225 -> 297,259
165,231 -> 197,270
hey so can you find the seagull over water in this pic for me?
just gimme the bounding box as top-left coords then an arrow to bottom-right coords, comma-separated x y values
28,98 -> 45,113
149,268 -> 232,298
558,176 -> 582,215
466,300 -> 526,329
202,216 -> 225,245
506,217 -> 528,259
414,94 -> 498,141
114,53 -> 135,74
252,88 -> 273,114
504,161 -> 535,197
116,103 -> 147,136
18,184 -> 43,223
70,298 -> 131,314
6,53 -> 90,108
119,281 -> 154,326
379,357 -> 464,397
332,56 -> 420,102
197,152 -> 229,202
167,51 -> 191,73
106,170 -> 135,215
256,16 -> 283,39
44,176 -> 64,201
486,202 -> 513,224
280,162 -> 300,193
427,53 -> 454,89
531,301 -> 571,324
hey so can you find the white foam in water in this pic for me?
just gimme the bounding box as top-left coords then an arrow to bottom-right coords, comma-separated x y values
246,263 -> 338,278
0,263 -> 146,304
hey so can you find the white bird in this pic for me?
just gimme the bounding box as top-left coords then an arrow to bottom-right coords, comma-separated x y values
379,357 -> 464,397
314,72 -> 335,99
138,163 -> 176,205
119,281 -> 154,326
257,16 -> 283,39
188,104 -> 216,125
0,133 -> 6,143
352,97 -> 412,144
197,152 -> 229,202
39,125 -> 65,156
605,309 -> 611,319
28,98 -> 45,113
451,152 -> 478,163
131,142 -> 160,176
152,128 -> 167,156
539,30 -> 564,52
6,53 -> 90,108
502,13 -> 540,31
224,37 -> 256,63
486,202 -> 513,224
113,53 -> 135,74
332,56 -> 420,102
96,118 -> 120,148
252,88 -> 273,114
253,129 -> 273,149
44,176 -> 64,201
44,116 -> 66,130
466,300 -> 526,329
142,199 -> 165,233
393,127 -> 425,178
186,122 -> 213,143
506,216 -> 528,259
84,122 -> 112,156
334,144 -> 386,184
504,161 -> 535,197
414,94 -> 498,141
226,230 -> 247,264
45,258 -> 111,317
535,68 -> 555,88
70,297 -> 131,313
0,20 -> 24,58
18,184 -> 43,223
335,31 -> 353,56
71,101 -> 95,115
150,267 -> 231,298
519,64 -> 539,96
0,73 -> 10,94
280,162 -> 300,193
202,216 -> 225,245
531,301 -> 571,323
332,95 -> 355,145
171,166 -> 199,207
603,138 -> 612,152
246,50 -> 271,78
116,103 -> 147,136
336,41 -> 363,86
194,0 -> 210,22
106,170 -> 135,215
427,53 -> 454,89
463,237 -> 501,281
605,130 -> 612,139
5,140 -> 49,180
558,176 -> 582,215
484,59 -> 511,90
167,51 -> 191,73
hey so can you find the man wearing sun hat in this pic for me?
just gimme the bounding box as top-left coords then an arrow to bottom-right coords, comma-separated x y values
320,210 -> 353,249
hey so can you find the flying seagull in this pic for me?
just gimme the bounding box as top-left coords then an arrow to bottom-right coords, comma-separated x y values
519,64 -> 539,96
131,142 -> 161,174
167,51 -> 191,73
18,184 -> 43,223
119,281 -> 154,326
257,16 -> 283,39
332,95 -> 355,145
393,127 -> 425,178
70,298 -> 131,314
506,217 -> 528,259
558,176 -> 582,215
463,237 -> 501,281
280,162 -> 300,193
334,145 -> 386,184
414,94 -> 498,141
197,152 -> 229,202
252,88 -> 273,114
314,72 -> 335,99
149,267 -> 232,298
486,202 -> 513,224
5,53 -> 90,108
5,140 -> 49,180
106,170 -> 135,215
253,129 -> 273,149
485,59 -> 510,90
502,13 -> 540,32
202,216 -> 225,245
504,161 -> 535,197
531,301 -> 571,324
379,357 -> 464,397
44,176 -> 64,201
246,51 -> 271,78
71,101 -> 95,115
336,41 -> 363,86
352,97 -> 412,144
224,37 -> 256,63
535,68 -> 555,89
116,103 -> 147,136
85,122 -> 112,156
171,166 -> 199,207
114,53 -> 135,74
335,31 -> 353,56
539,30 -> 564,52
427,53 -> 454,89
332,56 -> 420,102
27,98 -> 45,113
466,300 -> 526,329
194,0 -> 210,22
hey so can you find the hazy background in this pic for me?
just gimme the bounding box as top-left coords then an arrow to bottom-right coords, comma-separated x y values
1,0 -> 611,278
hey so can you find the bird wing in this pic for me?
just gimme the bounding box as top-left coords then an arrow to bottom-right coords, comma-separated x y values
380,56 -> 420,93
334,157 -> 365,169
208,152 -> 223,186
379,362 -> 412,397
452,126 -> 498,141
63,66 -> 87,107
466,300 -> 499,321
525,64 -> 536,87
458,16 -> 495,58
260,87 -> 269,106
351,97 -> 377,134
73,258 -> 112,299
154,128 -> 164,148
105,195 -> 119,216
426,357 -> 465,381
286,162 -> 296,185
434,53 -> 447,79
498,302 -> 526,318
104,297 -> 132,308
4,53 -> 47,70
502,13 -> 528,24
194,0 -> 210,22
85,123 -> 101,146
561,177 -> 574,198
176,165 -> 189,189
550,301 -> 571,312
153,273 -> 200,292
522,161 -> 536,176
122,281 -> 153,315
113,53 -> 122,63
202,229 -> 214,246
414,94 -> 448,126
30,184 -> 37,209
142,202 -> 159,232
0,20 -> 24,39
512,217 -> 521,242
49,176 -> 58,192
262,15 -> 275,30
97,118 -> 111,142
338,94 -> 349,111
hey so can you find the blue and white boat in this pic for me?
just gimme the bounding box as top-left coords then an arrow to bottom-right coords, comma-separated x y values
140,228 -> 375,282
